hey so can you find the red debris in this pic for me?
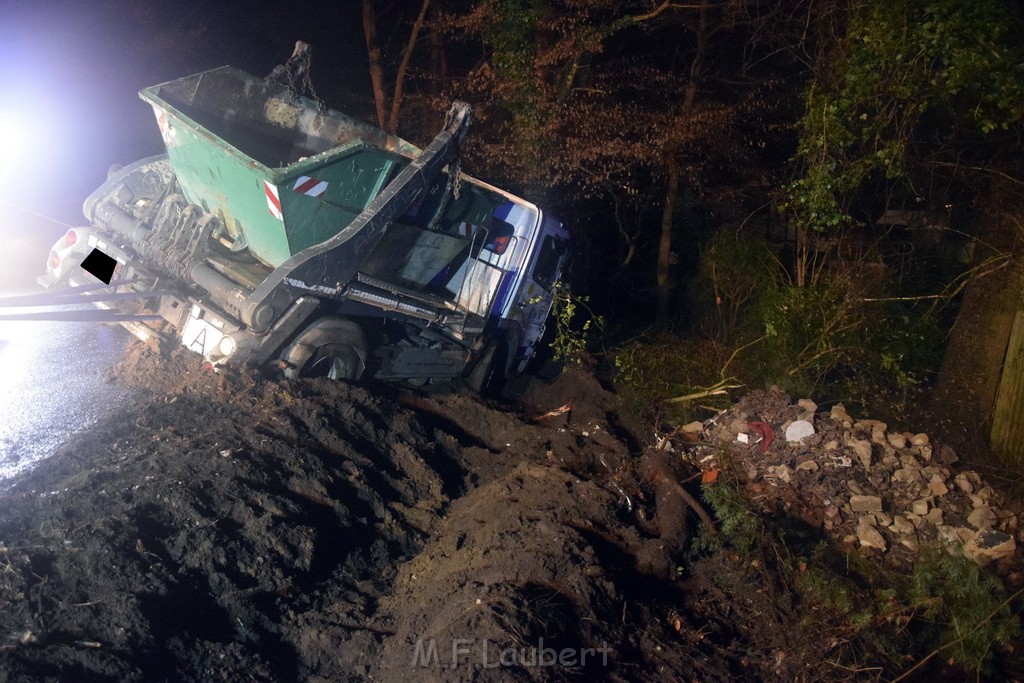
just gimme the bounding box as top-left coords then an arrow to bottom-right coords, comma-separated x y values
748,421 -> 775,453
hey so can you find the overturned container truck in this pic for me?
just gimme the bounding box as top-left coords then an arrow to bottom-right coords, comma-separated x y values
38,45 -> 568,390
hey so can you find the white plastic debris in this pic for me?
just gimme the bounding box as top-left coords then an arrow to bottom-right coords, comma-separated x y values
785,420 -> 815,443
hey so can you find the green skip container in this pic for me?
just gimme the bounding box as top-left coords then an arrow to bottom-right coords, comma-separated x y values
139,66 -> 422,268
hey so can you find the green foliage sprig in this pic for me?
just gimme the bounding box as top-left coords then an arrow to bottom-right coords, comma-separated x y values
546,282 -> 604,366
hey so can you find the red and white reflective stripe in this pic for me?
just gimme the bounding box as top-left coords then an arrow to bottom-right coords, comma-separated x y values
264,181 -> 284,220
152,106 -> 175,146
292,175 -> 328,198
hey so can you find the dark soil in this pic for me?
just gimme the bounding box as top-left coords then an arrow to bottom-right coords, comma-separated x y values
0,347 -> 704,681
3,346 -> 1019,681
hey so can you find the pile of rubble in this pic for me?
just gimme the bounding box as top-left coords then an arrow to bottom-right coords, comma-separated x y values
680,389 -> 1021,571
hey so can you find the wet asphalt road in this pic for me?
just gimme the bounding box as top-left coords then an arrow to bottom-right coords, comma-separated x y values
0,317 -> 135,483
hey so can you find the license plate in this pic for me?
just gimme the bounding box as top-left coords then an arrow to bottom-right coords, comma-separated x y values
181,307 -> 224,357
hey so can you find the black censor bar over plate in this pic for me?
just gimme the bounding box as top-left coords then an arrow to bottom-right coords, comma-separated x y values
80,248 -> 118,284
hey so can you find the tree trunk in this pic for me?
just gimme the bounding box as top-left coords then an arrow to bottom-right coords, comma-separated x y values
930,181 -> 1024,456
655,1 -> 707,329
362,0 -> 388,129
387,0 -> 431,133
656,166 -> 680,328
428,3 -> 448,94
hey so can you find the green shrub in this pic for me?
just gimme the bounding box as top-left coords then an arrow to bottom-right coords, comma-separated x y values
907,549 -> 1021,674
694,481 -> 766,555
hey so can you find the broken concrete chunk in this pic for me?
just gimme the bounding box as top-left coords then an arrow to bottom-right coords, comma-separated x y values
925,507 -> 944,526
887,432 -> 907,449
899,454 -> 920,470
967,506 -> 997,530
796,460 -> 819,472
891,515 -> 914,535
897,534 -> 919,551
996,509 -> 1018,532
856,419 -> 887,432
954,473 -> 974,494
911,499 -> 930,516
850,495 -> 883,513
846,437 -> 873,469
928,480 -> 948,497
917,445 -> 932,461
964,530 -> 1016,567
936,444 -> 958,465
937,525 -> 961,545
830,403 -> 852,424
871,429 -> 888,446
857,521 -> 887,551
910,433 -> 929,447
824,440 -> 839,451
765,464 -> 793,484
785,420 -> 815,443
797,398 -> 818,413
682,420 -> 704,434
892,468 -> 923,484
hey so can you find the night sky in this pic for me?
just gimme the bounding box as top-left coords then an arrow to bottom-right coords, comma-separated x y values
0,0 -> 375,287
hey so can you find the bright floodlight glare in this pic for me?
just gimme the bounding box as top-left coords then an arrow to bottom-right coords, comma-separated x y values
0,108 -> 33,182
0,318 -> 45,401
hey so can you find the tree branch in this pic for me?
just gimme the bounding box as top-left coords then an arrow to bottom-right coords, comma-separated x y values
388,0 -> 431,134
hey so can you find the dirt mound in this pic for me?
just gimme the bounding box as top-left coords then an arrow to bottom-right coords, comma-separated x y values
375,462 -> 658,678
0,350 -> 462,679
1,344 -> 722,680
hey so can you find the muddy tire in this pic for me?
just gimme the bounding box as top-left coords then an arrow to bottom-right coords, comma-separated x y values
465,327 -> 520,398
281,318 -> 367,381
465,342 -> 500,395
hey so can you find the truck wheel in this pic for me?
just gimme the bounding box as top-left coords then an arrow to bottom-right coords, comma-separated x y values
465,342 -> 499,395
465,327 -> 519,398
281,318 -> 367,381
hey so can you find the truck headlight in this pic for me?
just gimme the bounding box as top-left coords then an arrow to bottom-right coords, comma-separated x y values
218,335 -> 238,357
